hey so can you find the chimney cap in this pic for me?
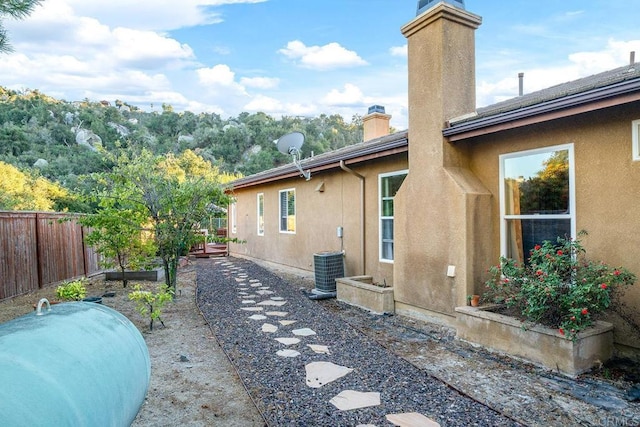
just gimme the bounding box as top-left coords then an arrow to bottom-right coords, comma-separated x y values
367,105 -> 386,115
417,0 -> 465,16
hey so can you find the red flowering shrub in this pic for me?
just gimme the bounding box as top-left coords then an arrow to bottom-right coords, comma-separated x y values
485,235 -> 635,340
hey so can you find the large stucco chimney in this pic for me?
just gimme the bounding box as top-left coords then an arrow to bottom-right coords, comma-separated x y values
363,105 -> 391,141
394,2 -> 491,322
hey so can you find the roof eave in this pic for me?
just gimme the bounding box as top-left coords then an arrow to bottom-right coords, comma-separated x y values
444,78 -> 640,141
230,132 -> 408,190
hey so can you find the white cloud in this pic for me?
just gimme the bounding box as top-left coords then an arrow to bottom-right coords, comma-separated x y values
322,83 -> 365,106
240,76 -> 280,89
389,45 -> 407,57
278,40 -> 368,71
244,95 -> 283,112
477,38 -> 640,107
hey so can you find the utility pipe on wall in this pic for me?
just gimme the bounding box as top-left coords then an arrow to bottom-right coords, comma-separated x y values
340,160 -> 365,275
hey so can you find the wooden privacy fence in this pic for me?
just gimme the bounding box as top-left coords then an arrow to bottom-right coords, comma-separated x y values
0,211 -> 102,300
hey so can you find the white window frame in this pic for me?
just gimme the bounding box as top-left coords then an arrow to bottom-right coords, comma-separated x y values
230,201 -> 237,234
257,193 -> 264,236
499,144 -> 576,258
378,169 -> 408,263
632,119 -> 640,161
279,188 -> 296,234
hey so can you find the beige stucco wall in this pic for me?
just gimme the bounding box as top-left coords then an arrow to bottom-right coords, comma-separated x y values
393,4 -> 490,324
463,103 -> 640,351
229,154 -> 407,286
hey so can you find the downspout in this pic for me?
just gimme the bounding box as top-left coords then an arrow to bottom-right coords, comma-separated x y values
340,160 -> 365,275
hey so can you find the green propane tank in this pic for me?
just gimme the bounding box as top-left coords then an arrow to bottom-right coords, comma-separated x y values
0,299 -> 150,426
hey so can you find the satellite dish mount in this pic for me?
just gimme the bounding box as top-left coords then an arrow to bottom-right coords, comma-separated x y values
275,132 -> 310,180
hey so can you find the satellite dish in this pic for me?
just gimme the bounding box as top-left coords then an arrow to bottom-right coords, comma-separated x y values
275,132 -> 310,180
276,131 -> 304,155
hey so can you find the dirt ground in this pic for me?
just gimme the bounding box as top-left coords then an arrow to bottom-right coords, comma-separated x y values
0,263 -> 265,427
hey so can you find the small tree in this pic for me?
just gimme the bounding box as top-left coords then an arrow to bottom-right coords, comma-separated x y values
80,201 -> 156,288
88,148 -> 229,295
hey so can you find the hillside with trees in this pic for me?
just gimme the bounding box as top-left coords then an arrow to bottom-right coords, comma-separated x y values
0,86 -> 366,212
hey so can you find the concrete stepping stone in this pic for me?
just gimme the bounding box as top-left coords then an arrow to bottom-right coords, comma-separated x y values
386,413 -> 440,427
329,391 -> 380,411
249,279 -> 260,283
241,300 -> 256,304
261,323 -> 278,333
248,314 -> 267,320
274,337 -> 300,345
356,425 -> 377,427
250,283 -> 262,287
276,349 -> 300,358
270,296 -> 285,301
238,292 -> 249,295
240,307 -> 264,312
257,300 -> 287,306
266,311 -> 288,317
292,328 -> 316,336
279,320 -> 297,326
307,344 -> 330,354
255,290 -> 274,295
235,278 -> 246,282
305,362 -> 353,388
259,287 -> 270,290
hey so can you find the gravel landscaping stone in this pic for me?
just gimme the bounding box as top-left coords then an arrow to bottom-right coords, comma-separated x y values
196,257 -> 523,427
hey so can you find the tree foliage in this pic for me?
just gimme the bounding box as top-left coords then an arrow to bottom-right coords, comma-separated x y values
89,148 -> 230,294
0,160 -> 70,210
0,86 -> 366,212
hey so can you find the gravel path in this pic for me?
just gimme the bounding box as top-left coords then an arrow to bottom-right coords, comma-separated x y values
196,257 -> 522,427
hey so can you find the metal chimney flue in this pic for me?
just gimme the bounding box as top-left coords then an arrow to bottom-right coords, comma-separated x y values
631,51 -> 636,66
518,72 -> 524,97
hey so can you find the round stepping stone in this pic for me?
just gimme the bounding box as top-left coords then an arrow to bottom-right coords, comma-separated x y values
329,391 -> 380,411
307,344 -> 330,354
292,328 -> 316,336
274,337 -> 300,345
261,323 -> 278,333
279,320 -> 297,326
305,361 -> 353,388
266,311 -> 288,317
276,349 -> 300,358
257,300 -> 287,306
248,314 -> 267,320
386,413 -> 440,427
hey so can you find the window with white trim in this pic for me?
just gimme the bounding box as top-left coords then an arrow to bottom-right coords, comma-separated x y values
257,193 -> 264,236
500,144 -> 575,264
230,201 -> 237,234
632,119 -> 640,161
379,170 -> 407,262
279,189 -> 295,233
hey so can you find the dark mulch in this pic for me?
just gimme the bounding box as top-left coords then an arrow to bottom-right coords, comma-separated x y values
196,257 -> 523,427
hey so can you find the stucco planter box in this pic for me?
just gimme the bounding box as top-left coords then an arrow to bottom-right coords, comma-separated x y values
336,276 -> 394,315
105,267 -> 165,282
455,305 -> 614,377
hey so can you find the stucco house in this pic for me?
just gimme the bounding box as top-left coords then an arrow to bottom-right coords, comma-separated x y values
228,1 -> 640,357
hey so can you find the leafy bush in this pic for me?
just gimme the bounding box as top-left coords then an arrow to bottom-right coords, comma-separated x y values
484,235 -> 635,340
128,285 -> 173,331
56,279 -> 87,301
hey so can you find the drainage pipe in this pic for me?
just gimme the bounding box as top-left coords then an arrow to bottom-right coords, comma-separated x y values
339,160 -> 365,275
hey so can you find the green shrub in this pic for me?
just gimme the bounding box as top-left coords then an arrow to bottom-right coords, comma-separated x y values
55,279 -> 87,301
484,234 -> 635,340
128,285 -> 173,331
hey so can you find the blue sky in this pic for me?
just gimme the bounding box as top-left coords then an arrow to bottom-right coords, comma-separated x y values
3,0 -> 639,130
